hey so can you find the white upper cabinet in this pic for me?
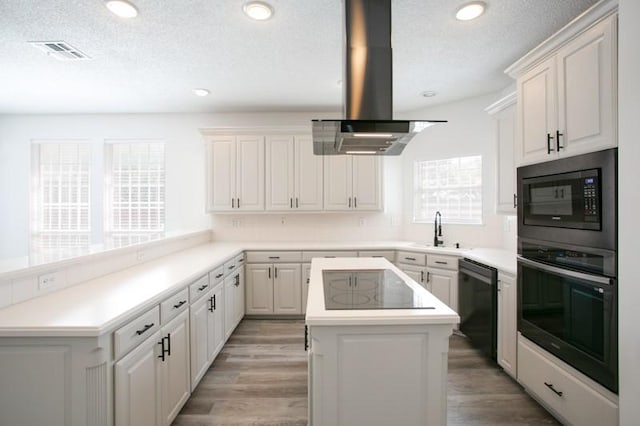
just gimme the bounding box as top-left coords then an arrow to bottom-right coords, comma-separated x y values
206,135 -> 264,212
266,134 -> 323,211
507,5 -> 617,166
486,93 -> 517,214
324,155 -> 382,211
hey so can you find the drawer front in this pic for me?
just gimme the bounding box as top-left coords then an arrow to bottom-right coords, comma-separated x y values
358,250 -> 395,262
301,251 -> 357,262
235,253 -> 246,268
210,265 -> 225,284
160,287 -> 189,324
396,251 -> 427,266
518,336 -> 618,426
224,258 -> 237,276
114,306 -> 160,360
246,251 -> 302,263
427,254 -> 458,270
189,274 -> 211,302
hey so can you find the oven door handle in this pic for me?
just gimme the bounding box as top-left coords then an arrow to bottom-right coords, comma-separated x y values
517,256 -> 612,285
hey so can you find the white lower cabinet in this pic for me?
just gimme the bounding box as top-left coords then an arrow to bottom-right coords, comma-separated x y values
497,272 -> 517,378
518,335 -> 618,426
302,263 -> 311,313
189,281 -> 225,390
399,264 -> 426,288
115,310 -> 190,426
425,267 -> 458,312
246,263 -> 302,314
224,271 -> 244,339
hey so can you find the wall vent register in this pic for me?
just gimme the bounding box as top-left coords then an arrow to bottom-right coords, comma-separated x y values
322,269 -> 435,310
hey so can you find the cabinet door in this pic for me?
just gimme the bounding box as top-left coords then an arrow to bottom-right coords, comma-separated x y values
211,282 -> 225,357
295,135 -> 323,210
115,330 -> 162,426
399,265 -> 426,289
224,275 -> 235,339
302,263 -> 312,313
234,268 -> 245,325
273,263 -> 302,314
352,156 -> 382,210
245,264 -> 274,314
496,103 -> 517,213
557,15 -> 616,157
236,135 -> 265,211
160,310 -> 191,426
189,292 -> 211,389
497,273 -> 517,378
426,267 -> 458,311
516,56 -> 558,165
265,135 -> 295,211
207,137 -> 236,211
323,155 -> 353,210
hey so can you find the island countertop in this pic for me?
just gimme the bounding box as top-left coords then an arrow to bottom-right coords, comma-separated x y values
305,257 -> 460,326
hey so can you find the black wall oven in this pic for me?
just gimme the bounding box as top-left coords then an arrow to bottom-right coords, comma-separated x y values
517,148 -> 618,393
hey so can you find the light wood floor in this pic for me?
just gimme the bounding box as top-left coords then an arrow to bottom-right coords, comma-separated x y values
172,319 -> 558,426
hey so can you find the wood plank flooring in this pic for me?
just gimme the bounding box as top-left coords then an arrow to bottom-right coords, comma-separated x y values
172,319 -> 558,426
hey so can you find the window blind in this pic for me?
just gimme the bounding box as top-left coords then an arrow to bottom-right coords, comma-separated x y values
105,142 -> 165,247
31,143 -> 92,257
413,155 -> 483,225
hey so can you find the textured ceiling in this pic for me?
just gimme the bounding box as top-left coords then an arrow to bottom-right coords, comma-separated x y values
0,0 -> 599,114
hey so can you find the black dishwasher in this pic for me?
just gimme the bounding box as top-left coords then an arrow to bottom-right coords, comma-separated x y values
458,258 -> 498,360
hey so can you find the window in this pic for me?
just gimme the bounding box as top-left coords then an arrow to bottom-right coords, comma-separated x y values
30,142 -> 92,259
413,155 -> 483,225
104,141 -> 165,247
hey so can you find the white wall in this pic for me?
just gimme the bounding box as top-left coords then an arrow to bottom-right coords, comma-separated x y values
617,0 -> 640,423
398,93 -> 515,249
0,111 -> 405,259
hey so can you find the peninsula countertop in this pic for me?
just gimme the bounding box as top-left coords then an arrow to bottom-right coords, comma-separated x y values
305,257 -> 460,326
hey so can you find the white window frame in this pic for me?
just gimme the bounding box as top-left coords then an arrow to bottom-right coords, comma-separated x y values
413,155 -> 483,225
103,139 -> 165,247
30,140 -> 93,259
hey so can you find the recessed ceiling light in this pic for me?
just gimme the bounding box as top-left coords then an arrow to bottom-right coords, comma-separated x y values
105,0 -> 139,18
193,88 -> 210,97
455,2 -> 486,21
243,1 -> 274,21
421,91 -> 437,98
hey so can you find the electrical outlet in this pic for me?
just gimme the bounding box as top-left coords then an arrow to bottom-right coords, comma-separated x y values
280,216 -> 286,225
358,217 -> 366,227
38,272 -> 58,290
136,250 -> 146,262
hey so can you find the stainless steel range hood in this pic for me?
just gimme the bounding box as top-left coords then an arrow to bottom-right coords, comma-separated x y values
312,0 -> 446,156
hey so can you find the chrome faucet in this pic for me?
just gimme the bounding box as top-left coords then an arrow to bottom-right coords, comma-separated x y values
434,211 -> 443,247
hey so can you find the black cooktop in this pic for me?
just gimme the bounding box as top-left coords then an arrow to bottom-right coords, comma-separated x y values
322,269 -> 435,310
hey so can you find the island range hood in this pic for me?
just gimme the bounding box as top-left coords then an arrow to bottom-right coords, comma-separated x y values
312,0 -> 446,156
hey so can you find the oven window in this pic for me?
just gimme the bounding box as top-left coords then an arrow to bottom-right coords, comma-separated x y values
521,266 -> 605,361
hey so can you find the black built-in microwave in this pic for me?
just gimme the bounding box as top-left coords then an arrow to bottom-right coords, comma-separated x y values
517,148 -> 617,251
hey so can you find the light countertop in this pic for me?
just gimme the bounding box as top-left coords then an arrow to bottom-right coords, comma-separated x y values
305,257 -> 460,326
0,240 -> 514,337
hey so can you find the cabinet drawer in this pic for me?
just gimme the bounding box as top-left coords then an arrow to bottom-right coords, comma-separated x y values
518,336 -> 618,426
114,306 -> 160,360
189,274 -> 211,302
224,258 -> 237,275
427,254 -> 458,270
210,265 -> 225,284
301,251 -> 357,262
160,287 -> 189,324
358,250 -> 395,262
396,251 -> 426,266
246,251 -> 302,263
235,253 -> 245,268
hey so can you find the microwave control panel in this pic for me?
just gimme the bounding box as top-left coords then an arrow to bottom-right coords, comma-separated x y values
583,177 -> 599,219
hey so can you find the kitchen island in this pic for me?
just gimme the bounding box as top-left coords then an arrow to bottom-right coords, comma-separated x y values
306,257 -> 459,426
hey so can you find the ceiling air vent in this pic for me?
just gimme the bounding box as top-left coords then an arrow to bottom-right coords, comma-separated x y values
29,41 -> 91,61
